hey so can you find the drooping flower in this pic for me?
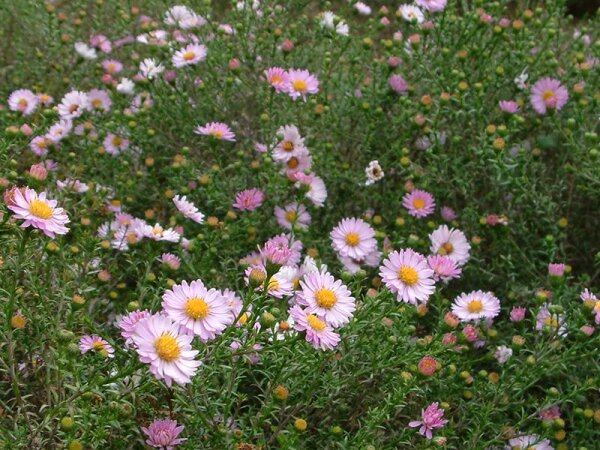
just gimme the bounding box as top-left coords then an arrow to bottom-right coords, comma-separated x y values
195,122 -> 236,142
160,253 -> 181,270
330,217 -> 377,260
452,290 -> 501,322
139,58 -> 165,79
297,270 -> 355,327
173,195 -> 205,224
233,188 -> 265,211
79,335 -> 114,358
290,305 -> 341,351
7,187 -> 70,238
275,202 -> 311,230
403,190 -> 435,218
172,43 -> 207,67
409,402 -> 448,440
530,78 -> 569,114
162,279 -> 231,341
285,69 -> 319,101
260,234 -> 303,267
379,249 -> 435,304
141,419 -> 187,449
429,225 -> 470,266
131,313 -> 202,386
8,89 -> 39,116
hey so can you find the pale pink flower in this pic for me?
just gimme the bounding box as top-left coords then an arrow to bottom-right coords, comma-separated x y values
452,290 -> 501,322
7,187 -> 70,238
429,225 -> 470,266
499,100 -> 520,113
117,310 -> 151,348
142,419 -> 186,449
88,89 -> 112,113
173,195 -> 205,224
131,313 -> 201,386
409,402 -> 448,440
79,335 -> 115,358
172,43 -> 207,67
297,270 -> 355,327
530,78 -> 569,114
272,125 -> 306,163
264,67 -> 289,93
103,133 -> 129,156
195,122 -> 236,142
389,74 -> 408,94
58,90 -> 89,119
427,255 -> 461,282
233,188 -> 265,211
102,59 -> 123,74
510,306 -> 526,322
507,434 -> 553,450
379,249 -> 435,304
275,202 -> 311,230
8,89 -> 39,116
162,279 -> 231,341
330,217 -> 377,260
290,305 -> 340,351
548,263 -> 566,277
403,189 -> 435,218
160,253 -> 181,270
286,69 -> 319,101
416,0 -> 447,12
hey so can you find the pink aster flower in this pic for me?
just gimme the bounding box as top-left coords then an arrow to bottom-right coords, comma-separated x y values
102,59 -> 123,74
427,255 -> 461,282
539,406 -> 561,422
283,147 -> 313,176
418,356 -> 438,376
429,225 -> 471,266
90,34 -> 112,53
261,234 -> 303,267
580,288 -> 597,303
79,335 -> 115,358
172,43 -> 207,67
416,0 -> 447,12
536,304 -> 567,336
388,74 -> 408,94
88,88 -> 112,113
162,279 -> 231,341
29,163 -> 47,181
548,263 -> 566,277
103,133 -> 130,156
462,324 -> 479,342
7,187 -> 70,238
530,78 -> 569,114
330,217 -> 377,260
338,249 -> 382,274
266,271 -> 295,298
233,188 -> 265,211
379,249 -> 435,304
195,122 -> 236,142
452,290 -> 501,322
58,90 -> 89,119
508,434 -> 553,450
142,223 -> 181,242
131,313 -> 202,386
160,253 -> 181,270
297,270 -> 355,327
46,119 -> 73,143
275,202 -> 311,230
403,189 -> 435,218
510,306 -> 527,322
272,124 -> 306,163
285,69 -> 319,101
8,89 -> 39,116
117,309 -> 151,348
173,195 -> 205,224
441,206 -> 457,222
264,67 -> 289,93
142,419 -> 186,450
499,100 -> 520,113
409,402 -> 448,440
290,305 -> 341,351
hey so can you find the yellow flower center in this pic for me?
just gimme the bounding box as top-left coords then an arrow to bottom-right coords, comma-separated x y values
345,232 -> 360,247
542,90 -> 555,102
154,334 -> 181,362
184,297 -> 210,319
292,79 -> 308,92
268,278 -> 280,291
285,210 -> 297,223
107,63 -> 116,72
211,130 -> 224,139
18,99 -> 28,108
438,242 -> 454,255
307,314 -> 326,332
544,316 -> 558,328
413,198 -> 426,209
68,104 -> 79,113
183,51 -> 196,61
315,288 -> 337,309
152,226 -> 163,236
249,268 -> 266,284
467,300 -> 483,313
92,340 -> 106,352
287,157 -> 299,169
29,199 -> 53,220
112,136 -> 123,146
92,98 -> 103,109
271,75 -> 282,84
398,266 -> 419,285
283,141 -> 294,152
